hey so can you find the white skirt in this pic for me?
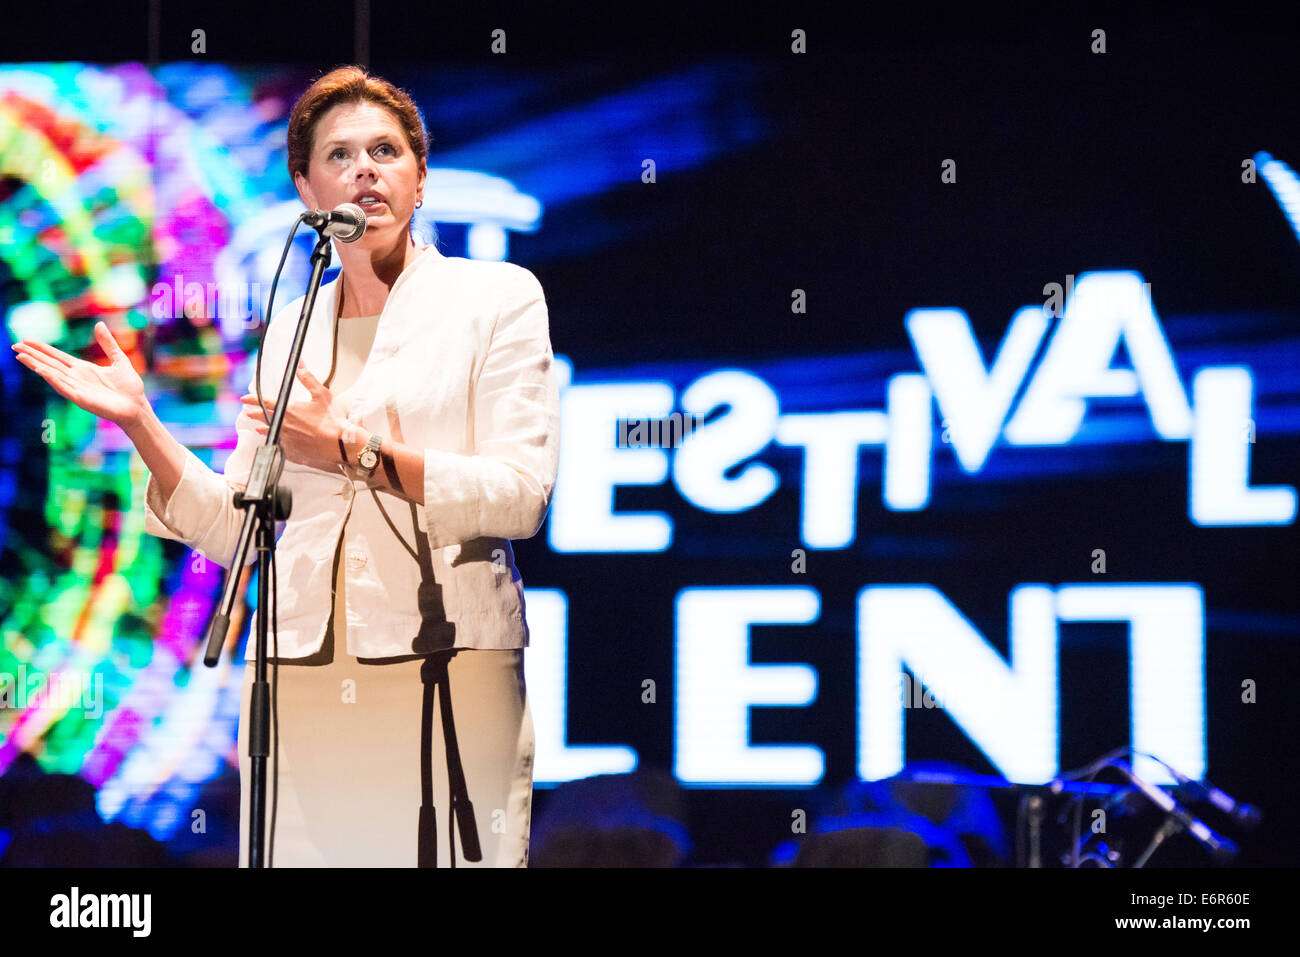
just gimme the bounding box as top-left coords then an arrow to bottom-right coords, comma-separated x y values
237,644 -> 534,867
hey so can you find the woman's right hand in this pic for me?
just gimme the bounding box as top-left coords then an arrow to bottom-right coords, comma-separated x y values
10,320 -> 149,429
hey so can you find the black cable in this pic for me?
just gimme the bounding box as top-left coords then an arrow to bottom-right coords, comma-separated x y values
1063,747 -> 1183,868
1070,760 -> 1117,868
254,214 -> 305,424
369,487 -> 420,563
1058,746 -> 1131,868
1018,749 -> 1212,868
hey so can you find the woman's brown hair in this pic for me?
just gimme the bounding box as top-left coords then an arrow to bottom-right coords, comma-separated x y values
286,65 -> 429,181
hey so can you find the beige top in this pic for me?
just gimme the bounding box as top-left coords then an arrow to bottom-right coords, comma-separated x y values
325,313 -> 382,395
324,312 -> 381,655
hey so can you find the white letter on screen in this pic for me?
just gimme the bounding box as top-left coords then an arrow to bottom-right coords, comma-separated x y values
1055,584 -> 1205,784
675,587 -> 822,785
884,373 -> 934,510
905,306 -> 1047,472
524,588 -> 638,784
1189,366 -> 1297,525
1005,271 -> 1192,444
549,382 -> 674,552
673,369 -> 780,512
775,411 -> 887,548
857,585 -> 1059,783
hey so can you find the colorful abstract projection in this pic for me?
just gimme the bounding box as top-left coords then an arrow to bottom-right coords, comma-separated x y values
0,63 -> 338,845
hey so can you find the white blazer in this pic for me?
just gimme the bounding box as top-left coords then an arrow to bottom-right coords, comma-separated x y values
143,244 -> 560,659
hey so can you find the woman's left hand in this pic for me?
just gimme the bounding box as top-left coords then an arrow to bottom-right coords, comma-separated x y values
240,364 -> 352,471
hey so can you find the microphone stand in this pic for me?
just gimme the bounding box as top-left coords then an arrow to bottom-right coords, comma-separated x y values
1132,815 -> 1183,869
201,227 -> 336,868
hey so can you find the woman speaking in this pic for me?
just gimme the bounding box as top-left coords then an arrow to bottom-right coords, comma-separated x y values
11,66 -> 560,867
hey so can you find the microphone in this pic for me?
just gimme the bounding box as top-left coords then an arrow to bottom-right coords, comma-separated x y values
1109,759 -> 1239,864
1167,768 -> 1262,829
302,203 -> 367,243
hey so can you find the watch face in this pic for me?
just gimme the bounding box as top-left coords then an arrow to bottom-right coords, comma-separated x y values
359,448 -> 378,470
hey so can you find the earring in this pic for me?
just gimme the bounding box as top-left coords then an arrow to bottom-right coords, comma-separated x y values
416,199 -> 423,208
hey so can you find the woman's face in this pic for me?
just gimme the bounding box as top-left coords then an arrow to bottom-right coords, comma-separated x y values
293,100 -> 426,252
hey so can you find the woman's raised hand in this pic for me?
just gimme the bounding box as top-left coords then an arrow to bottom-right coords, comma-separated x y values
240,363 -> 351,472
10,321 -> 149,429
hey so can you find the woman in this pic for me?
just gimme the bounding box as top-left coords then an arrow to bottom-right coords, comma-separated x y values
10,66 -> 560,867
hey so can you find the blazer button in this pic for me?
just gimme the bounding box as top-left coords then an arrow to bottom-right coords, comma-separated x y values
346,550 -> 368,570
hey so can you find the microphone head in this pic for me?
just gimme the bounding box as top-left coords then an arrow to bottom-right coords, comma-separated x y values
334,202 -> 367,243
1235,803 -> 1263,829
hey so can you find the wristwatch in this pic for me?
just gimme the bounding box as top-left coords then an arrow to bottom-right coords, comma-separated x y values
356,433 -> 382,479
